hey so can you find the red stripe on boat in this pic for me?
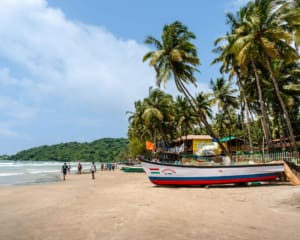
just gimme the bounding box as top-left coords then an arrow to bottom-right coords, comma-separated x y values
149,168 -> 159,171
150,175 -> 278,186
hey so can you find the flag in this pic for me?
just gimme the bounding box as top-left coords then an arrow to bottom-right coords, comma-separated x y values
146,141 -> 155,151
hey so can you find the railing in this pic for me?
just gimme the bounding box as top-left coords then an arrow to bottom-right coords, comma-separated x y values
232,151 -> 300,165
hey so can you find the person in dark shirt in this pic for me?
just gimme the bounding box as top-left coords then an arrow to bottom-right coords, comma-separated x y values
77,162 -> 82,174
62,162 -> 68,181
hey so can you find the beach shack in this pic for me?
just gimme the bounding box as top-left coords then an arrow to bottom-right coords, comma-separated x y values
165,135 -> 248,156
154,135 -> 220,163
220,136 -> 246,154
171,135 -> 221,164
155,135 -> 248,164
173,135 -> 221,156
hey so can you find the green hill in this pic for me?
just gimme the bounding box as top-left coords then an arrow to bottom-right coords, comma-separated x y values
7,138 -> 129,162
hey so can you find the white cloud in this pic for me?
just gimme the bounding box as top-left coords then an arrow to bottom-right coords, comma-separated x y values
0,0 -> 155,109
0,0 -> 157,150
0,0 -> 214,154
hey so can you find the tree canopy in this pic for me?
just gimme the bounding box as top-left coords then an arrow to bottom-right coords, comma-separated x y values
128,0 -> 299,157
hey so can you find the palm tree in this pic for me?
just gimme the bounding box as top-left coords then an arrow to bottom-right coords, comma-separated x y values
127,100 -> 150,141
221,4 -> 274,152
194,92 -> 213,121
210,77 -> 238,137
213,0 -> 300,152
143,21 -> 231,157
142,87 -> 175,146
212,34 -> 254,152
194,92 -> 213,134
127,88 -> 176,151
238,0 -> 298,152
174,96 -> 197,137
269,60 -> 300,144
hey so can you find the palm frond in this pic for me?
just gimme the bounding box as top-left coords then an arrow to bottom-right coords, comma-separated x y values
144,36 -> 163,50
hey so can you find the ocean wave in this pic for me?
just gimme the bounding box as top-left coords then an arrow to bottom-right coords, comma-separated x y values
0,172 -> 24,177
27,169 -> 60,174
15,163 -> 62,167
0,161 -> 88,185
0,162 -> 18,166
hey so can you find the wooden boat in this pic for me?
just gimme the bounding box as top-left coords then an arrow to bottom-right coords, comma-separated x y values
121,166 -> 145,173
140,159 -> 284,186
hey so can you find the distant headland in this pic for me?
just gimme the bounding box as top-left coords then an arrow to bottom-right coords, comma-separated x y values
0,138 -> 128,162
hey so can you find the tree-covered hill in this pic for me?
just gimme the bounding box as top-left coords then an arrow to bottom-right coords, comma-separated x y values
6,138 -> 129,162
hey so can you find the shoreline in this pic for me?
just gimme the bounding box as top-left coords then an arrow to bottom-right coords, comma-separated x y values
0,171 -> 299,240
0,160 -> 101,186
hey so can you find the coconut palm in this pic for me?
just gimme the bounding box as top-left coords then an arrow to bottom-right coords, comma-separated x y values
127,100 -> 150,141
233,0 -> 299,151
220,4 -> 274,151
127,88 -> 176,150
210,77 -> 238,136
143,21 -> 231,156
212,34 -> 254,152
213,0 -> 300,152
210,77 -> 238,112
142,87 -> 175,146
268,60 -> 300,141
194,92 -> 213,121
174,96 -> 197,137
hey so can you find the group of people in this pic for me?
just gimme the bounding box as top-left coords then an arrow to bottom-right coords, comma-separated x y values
100,162 -> 117,171
61,161 -> 97,181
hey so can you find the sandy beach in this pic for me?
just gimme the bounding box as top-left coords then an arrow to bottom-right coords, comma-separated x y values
0,170 -> 299,240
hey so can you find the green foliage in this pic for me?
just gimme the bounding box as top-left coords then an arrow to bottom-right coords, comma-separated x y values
7,138 -> 129,162
128,137 -> 146,158
136,3 -> 299,153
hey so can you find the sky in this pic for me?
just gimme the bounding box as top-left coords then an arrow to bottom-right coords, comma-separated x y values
0,0 -> 249,155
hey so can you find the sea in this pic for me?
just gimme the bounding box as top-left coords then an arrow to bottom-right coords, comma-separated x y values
0,160 -> 92,186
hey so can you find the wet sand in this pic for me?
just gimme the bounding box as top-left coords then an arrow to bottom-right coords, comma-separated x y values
0,170 -> 299,240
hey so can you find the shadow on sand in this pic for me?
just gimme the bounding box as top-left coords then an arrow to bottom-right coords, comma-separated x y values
151,181 -> 291,189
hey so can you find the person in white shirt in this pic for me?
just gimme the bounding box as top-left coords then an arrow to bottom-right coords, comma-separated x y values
90,162 -> 96,179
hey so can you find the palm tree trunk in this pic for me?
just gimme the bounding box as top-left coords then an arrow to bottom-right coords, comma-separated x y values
154,129 -> 157,150
219,111 -> 225,136
278,114 -> 285,150
251,57 -> 273,152
226,110 -> 233,152
159,124 -> 168,147
264,54 -> 298,152
237,80 -> 253,152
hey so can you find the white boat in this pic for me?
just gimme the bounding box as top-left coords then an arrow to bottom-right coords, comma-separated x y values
140,159 -> 284,186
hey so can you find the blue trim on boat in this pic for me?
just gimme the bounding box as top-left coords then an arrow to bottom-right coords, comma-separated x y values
149,172 -> 278,181
140,159 -> 283,169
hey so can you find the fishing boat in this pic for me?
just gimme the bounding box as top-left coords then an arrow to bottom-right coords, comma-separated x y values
121,166 -> 145,173
140,158 -> 284,186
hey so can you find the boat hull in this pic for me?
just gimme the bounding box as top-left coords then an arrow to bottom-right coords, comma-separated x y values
121,166 -> 145,173
141,160 -> 284,186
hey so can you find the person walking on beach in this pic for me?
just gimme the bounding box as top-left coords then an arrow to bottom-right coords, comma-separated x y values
90,162 -> 96,180
77,162 -> 82,174
62,162 -> 68,181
